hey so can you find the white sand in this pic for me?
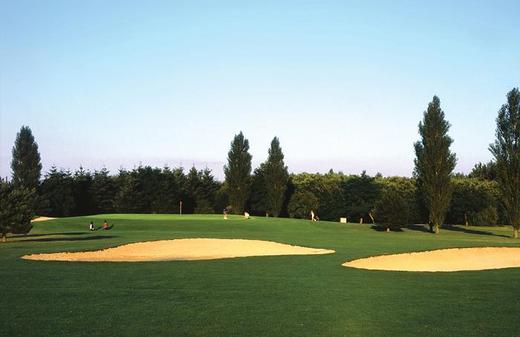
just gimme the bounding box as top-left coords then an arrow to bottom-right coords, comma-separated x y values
31,217 -> 56,222
22,238 -> 335,262
343,247 -> 520,272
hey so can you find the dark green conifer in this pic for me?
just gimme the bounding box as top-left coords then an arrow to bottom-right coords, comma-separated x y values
414,96 -> 457,234
490,88 -> 520,238
224,132 -> 252,214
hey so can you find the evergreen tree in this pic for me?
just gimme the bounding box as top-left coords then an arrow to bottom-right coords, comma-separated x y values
38,167 -> 75,217
414,96 -> 457,234
90,167 -> 117,213
72,167 -> 93,215
11,125 -> 42,190
489,88 -> 520,238
113,170 -> 145,213
135,166 -> 163,213
0,180 -> 34,242
184,167 -> 201,213
469,161 -> 497,181
249,164 -> 268,215
224,132 -> 252,214
195,168 -> 220,213
151,167 -> 184,214
214,183 -> 230,213
263,137 -> 289,217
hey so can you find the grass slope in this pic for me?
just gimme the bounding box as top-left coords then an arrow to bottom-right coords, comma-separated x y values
1,214 -> 520,337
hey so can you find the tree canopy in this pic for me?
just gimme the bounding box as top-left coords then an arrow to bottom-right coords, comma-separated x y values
414,96 -> 457,234
263,137 -> 289,217
0,180 -> 34,241
11,126 -> 42,190
490,88 -> 520,238
224,132 -> 252,214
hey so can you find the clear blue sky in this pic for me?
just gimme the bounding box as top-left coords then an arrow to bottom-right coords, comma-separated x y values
1,0 -> 519,179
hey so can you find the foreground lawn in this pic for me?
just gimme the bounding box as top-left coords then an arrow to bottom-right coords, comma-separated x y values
1,214 -> 520,337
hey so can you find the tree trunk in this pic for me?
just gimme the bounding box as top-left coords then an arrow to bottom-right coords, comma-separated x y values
434,224 -> 440,234
1,233 -> 6,243
513,227 -> 518,239
386,227 -> 390,233
359,217 -> 363,224
464,212 -> 468,227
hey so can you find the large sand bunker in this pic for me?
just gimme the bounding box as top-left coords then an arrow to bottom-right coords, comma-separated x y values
343,247 -> 520,272
22,238 -> 335,262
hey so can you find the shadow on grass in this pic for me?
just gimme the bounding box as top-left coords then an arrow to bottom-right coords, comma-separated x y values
405,224 -> 510,238
12,232 -> 88,238
406,224 -> 432,233
370,225 -> 404,232
442,225 -> 510,238
11,235 -> 117,243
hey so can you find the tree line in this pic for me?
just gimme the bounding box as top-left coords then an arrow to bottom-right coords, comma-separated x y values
1,88 -> 519,240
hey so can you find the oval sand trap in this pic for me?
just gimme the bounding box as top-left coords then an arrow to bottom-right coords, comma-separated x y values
343,247 -> 520,272
22,238 -> 335,262
31,216 -> 56,222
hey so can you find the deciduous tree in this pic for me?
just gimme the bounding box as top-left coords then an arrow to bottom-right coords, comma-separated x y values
288,191 -> 319,219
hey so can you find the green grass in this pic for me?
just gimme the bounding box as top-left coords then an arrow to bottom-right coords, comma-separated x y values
2,214 -> 520,337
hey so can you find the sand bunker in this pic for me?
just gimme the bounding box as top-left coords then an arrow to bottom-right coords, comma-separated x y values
22,238 -> 335,262
31,217 -> 56,222
343,247 -> 520,272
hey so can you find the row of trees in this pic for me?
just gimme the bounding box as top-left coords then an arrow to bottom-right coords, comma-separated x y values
36,166 -> 221,217
1,88 -> 519,239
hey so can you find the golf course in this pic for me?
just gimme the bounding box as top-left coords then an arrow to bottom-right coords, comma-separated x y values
2,214 -> 520,337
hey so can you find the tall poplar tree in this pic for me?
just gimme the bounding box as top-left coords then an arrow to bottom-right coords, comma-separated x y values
11,126 -> 42,190
263,137 -> 289,217
490,88 -> 520,238
224,132 -> 252,214
414,96 -> 456,234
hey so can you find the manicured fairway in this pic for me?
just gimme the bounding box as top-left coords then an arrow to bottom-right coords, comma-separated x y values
2,214 -> 520,337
